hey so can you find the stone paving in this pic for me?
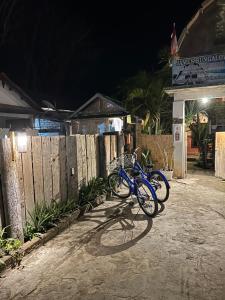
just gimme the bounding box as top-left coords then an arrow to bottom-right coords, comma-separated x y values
0,173 -> 225,300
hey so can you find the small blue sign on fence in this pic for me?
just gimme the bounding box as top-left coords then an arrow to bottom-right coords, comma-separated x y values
172,53 -> 225,87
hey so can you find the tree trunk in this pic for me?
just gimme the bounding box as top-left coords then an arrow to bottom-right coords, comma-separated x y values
0,138 -> 24,241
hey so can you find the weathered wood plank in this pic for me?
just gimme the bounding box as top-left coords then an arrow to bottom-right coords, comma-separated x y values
66,136 -> 78,199
22,136 -> 35,218
86,135 -> 92,181
15,149 -> 26,226
42,137 -> 53,204
215,132 -> 225,179
95,134 -> 100,177
0,175 -> 6,228
117,133 -> 124,156
110,135 -> 117,161
59,137 -> 68,201
75,135 -> 83,188
104,135 -> 111,176
51,137 -> 60,202
0,138 -> 23,239
80,135 -> 87,184
31,136 -> 44,205
98,135 -> 105,177
90,135 -> 97,178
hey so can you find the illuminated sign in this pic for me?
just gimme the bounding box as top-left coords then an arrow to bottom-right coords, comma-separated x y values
172,54 -> 225,86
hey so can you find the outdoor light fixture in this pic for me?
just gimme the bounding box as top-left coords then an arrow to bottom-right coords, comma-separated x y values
202,97 -> 209,104
17,132 -> 28,153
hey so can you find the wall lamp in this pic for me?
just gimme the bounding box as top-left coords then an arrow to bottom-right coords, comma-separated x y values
16,132 -> 28,153
201,97 -> 209,104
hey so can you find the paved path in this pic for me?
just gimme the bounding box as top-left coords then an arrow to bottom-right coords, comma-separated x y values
1,174 -> 225,300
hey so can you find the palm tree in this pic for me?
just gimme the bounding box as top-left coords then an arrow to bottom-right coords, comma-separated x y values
117,47 -> 173,134
124,75 -> 164,133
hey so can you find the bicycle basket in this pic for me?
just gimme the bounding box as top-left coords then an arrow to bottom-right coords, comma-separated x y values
107,153 -> 134,173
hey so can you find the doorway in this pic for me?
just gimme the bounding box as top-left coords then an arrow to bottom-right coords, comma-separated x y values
185,98 -> 225,176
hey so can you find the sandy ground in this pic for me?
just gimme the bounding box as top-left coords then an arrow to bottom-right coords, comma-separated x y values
0,173 -> 225,300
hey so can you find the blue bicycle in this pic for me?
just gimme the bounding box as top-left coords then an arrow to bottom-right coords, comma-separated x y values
125,148 -> 170,203
108,165 -> 158,217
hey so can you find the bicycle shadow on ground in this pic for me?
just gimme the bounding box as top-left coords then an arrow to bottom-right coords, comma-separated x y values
77,198 -> 153,257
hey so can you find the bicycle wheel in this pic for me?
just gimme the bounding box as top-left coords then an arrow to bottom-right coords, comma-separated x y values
148,171 -> 169,203
108,172 -> 131,199
136,179 -> 158,217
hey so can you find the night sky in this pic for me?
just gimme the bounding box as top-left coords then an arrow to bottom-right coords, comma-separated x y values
0,0 -> 203,109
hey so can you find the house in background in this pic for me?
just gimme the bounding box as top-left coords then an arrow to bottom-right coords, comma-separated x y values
34,106 -> 73,136
70,93 -> 129,135
166,0 -> 225,178
0,73 -> 71,136
0,73 -> 41,130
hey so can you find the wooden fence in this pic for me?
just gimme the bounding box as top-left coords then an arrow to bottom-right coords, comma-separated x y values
215,132 -> 225,179
136,133 -> 174,170
0,132 -> 125,233
100,133 -> 124,176
0,134 -> 100,228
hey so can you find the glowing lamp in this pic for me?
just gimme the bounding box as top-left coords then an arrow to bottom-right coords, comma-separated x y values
202,97 -> 208,104
17,132 -> 28,153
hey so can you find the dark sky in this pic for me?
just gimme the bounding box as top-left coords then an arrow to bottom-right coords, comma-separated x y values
0,0 -> 203,109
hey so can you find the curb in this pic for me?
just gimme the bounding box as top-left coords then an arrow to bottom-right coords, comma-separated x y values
0,196 -> 105,273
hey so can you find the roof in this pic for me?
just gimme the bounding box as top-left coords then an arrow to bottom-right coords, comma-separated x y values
178,0 -> 215,50
69,93 -> 129,119
0,73 -> 42,112
39,108 -> 75,122
0,73 -> 72,122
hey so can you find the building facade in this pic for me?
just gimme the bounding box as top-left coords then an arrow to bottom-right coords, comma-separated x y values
166,0 -> 225,178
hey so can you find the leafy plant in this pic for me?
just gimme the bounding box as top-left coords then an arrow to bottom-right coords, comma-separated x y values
27,202 -> 54,233
53,199 -> 78,216
24,198 -> 79,240
0,226 -> 22,256
79,177 -> 107,207
24,179 -> 106,241
1,239 -> 21,254
117,48 -> 173,134
0,226 -> 7,241
23,223 -> 39,241
141,148 -> 152,168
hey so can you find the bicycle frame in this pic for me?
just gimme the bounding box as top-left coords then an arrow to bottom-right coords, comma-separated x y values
118,166 -> 157,199
131,160 -> 170,189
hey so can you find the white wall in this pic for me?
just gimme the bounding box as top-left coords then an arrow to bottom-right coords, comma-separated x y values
0,83 -> 29,107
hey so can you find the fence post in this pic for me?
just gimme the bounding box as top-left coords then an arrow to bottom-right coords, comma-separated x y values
0,137 -> 24,241
117,133 -> 124,156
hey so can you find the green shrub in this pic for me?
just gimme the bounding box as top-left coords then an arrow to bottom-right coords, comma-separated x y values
23,223 -> 39,241
24,198 -> 78,240
79,177 -> 107,207
24,178 -> 106,240
0,226 -> 22,256
27,202 -> 54,233
51,199 -> 78,217
141,148 -> 152,168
